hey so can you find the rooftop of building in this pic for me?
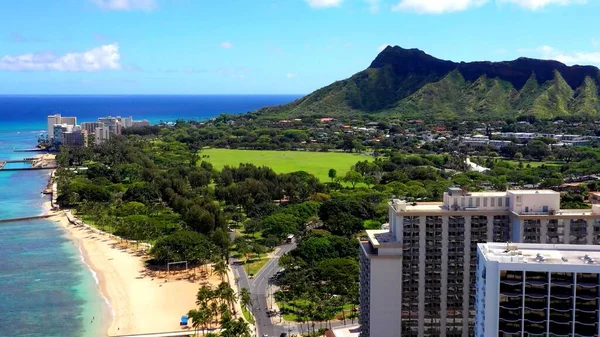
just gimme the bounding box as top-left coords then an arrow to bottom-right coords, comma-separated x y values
325,324 -> 361,337
479,242 -> 600,266
508,189 -> 558,195
366,229 -> 395,248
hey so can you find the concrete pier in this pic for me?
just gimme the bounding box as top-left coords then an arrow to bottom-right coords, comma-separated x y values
0,214 -> 57,224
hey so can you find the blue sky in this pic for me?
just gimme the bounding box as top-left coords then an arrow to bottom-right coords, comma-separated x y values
1,0 -> 599,94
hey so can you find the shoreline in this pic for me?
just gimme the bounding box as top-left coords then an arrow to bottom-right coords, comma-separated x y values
51,210 -> 219,336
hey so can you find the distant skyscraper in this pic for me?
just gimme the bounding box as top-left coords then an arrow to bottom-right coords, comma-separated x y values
47,114 -> 61,140
117,116 -> 133,128
63,129 -> 88,147
47,114 -> 77,141
60,116 -> 77,126
81,122 -> 103,134
94,126 -> 110,145
98,116 -> 122,135
475,242 -> 600,337
359,187 -> 600,337
52,124 -> 73,146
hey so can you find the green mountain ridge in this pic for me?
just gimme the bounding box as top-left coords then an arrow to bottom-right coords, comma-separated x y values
256,46 -> 600,120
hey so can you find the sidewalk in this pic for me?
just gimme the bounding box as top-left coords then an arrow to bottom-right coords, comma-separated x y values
226,264 -> 256,334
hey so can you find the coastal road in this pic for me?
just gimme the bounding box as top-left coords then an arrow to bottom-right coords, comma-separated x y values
231,241 -> 296,337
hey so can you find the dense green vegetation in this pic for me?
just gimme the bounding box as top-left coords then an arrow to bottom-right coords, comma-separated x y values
56,119 -> 600,333
255,46 -> 600,120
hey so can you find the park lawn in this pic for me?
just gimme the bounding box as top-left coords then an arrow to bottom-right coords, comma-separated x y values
502,160 -> 563,168
277,300 -> 355,322
241,306 -> 255,324
200,148 -> 372,182
245,257 -> 269,277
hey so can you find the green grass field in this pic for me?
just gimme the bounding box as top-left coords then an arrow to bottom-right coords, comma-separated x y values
200,149 -> 372,182
245,257 -> 269,277
502,160 -> 563,168
277,300 -> 356,322
241,306 -> 255,324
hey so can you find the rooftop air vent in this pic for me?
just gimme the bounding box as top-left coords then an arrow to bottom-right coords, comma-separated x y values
581,254 -> 595,264
535,253 -> 545,263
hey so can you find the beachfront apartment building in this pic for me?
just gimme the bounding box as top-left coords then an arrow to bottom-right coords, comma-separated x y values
81,122 -> 104,134
358,187 -> 600,337
53,124 -> 88,148
117,116 -> 133,128
98,116 -> 123,135
475,242 -> 600,337
63,129 -> 88,147
47,114 -> 77,140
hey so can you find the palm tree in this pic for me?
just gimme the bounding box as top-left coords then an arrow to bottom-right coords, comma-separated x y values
196,285 -> 214,307
217,282 -> 236,314
212,259 -> 229,282
221,317 -> 251,337
187,309 -> 203,335
239,287 -> 252,312
209,301 -> 219,328
232,317 -> 252,337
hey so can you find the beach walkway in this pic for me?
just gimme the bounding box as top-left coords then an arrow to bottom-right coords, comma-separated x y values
111,328 -> 222,337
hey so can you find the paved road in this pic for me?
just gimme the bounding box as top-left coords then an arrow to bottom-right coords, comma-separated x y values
231,241 -> 296,337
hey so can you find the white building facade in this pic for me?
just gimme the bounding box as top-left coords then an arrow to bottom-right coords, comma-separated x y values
94,126 -> 110,145
47,114 -> 77,141
359,188 -> 600,337
475,242 -> 600,337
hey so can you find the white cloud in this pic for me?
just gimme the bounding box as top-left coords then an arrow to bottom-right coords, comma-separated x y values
0,44 -> 121,71
218,67 -> 249,79
525,45 -> 600,65
220,41 -> 234,49
305,0 -> 344,8
285,73 -> 297,78
91,0 -> 156,11
499,0 -> 586,10
378,44 -> 390,52
391,0 -> 584,13
392,0 -> 488,13
366,0 -> 381,12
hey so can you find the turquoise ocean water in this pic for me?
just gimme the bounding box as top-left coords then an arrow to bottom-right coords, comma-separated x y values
0,95 -> 299,336
0,129 -> 106,337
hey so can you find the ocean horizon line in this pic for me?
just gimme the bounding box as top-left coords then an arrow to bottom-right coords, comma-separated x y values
0,93 -> 306,97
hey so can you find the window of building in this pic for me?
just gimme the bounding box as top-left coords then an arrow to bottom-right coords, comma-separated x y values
461,198 -> 465,207
491,198 -> 495,207
476,198 -> 481,207
506,197 -> 509,207
483,198 -> 488,207
498,197 -> 503,207
469,198 -> 473,207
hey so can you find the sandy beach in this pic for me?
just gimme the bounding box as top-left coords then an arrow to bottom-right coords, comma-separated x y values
52,212 -> 221,336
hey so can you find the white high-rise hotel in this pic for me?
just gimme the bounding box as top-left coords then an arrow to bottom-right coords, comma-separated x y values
475,242 -> 600,337
359,187 -> 600,337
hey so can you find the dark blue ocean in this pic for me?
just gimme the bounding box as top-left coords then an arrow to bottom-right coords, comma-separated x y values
0,95 -> 300,336
0,95 -> 301,131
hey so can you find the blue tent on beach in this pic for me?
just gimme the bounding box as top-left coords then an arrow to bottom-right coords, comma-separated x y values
180,315 -> 188,326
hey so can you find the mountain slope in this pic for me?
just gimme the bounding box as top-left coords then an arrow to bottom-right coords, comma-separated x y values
256,46 -> 600,120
